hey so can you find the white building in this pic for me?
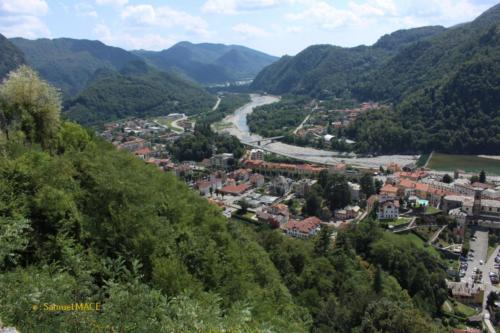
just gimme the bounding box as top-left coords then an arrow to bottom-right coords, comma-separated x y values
377,200 -> 400,220
348,181 -> 360,201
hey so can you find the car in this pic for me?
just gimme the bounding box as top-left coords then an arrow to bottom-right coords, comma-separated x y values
480,260 -> 484,265
469,253 -> 474,257
490,272 -> 497,277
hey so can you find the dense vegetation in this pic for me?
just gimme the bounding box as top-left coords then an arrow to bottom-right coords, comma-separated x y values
64,61 -> 215,125
11,37 -> 141,96
0,34 -> 24,80
135,41 -> 277,84
248,96 -> 310,137
252,220 -> 447,332
0,66 -> 455,332
252,4 -> 500,154
0,67 -> 307,332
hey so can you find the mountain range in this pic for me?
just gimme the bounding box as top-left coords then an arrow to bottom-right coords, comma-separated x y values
252,4 -> 500,154
134,41 -> 278,84
10,38 -> 277,96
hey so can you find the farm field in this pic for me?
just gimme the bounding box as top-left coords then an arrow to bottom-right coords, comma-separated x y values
427,153 -> 500,175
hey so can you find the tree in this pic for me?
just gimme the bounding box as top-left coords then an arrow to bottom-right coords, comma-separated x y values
442,174 -> 452,184
305,192 -> 321,217
373,265 -> 383,294
470,175 -> 479,183
374,179 -> 383,194
480,170 -> 486,183
0,66 -> 61,149
360,173 -> 375,198
239,199 -> 249,214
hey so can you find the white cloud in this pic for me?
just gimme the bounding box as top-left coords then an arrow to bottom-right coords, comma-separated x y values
232,23 -> 269,38
75,3 -> 98,19
0,0 -> 50,38
93,23 -> 175,50
0,15 -> 51,38
95,0 -> 128,6
286,0 -> 490,31
287,2 -> 358,29
0,0 -> 48,15
121,4 -> 210,36
202,0 -> 283,14
285,26 -> 303,33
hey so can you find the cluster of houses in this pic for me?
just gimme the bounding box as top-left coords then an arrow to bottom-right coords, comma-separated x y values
368,169 -> 500,228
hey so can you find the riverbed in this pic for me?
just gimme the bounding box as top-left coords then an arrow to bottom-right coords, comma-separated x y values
216,94 -> 419,169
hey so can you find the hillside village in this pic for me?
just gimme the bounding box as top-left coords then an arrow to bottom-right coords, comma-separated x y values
98,112 -> 500,332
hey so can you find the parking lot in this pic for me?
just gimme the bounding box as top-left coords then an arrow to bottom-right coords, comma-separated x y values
462,228 -> 488,284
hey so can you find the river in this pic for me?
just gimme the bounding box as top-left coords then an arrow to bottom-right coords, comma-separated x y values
217,94 -> 419,169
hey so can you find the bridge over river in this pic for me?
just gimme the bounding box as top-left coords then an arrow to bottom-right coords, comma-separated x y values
215,94 -> 419,170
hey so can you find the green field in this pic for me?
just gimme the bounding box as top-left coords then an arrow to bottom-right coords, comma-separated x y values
427,153 -> 500,175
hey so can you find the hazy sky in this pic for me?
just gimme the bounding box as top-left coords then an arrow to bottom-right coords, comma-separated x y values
0,0 -> 498,56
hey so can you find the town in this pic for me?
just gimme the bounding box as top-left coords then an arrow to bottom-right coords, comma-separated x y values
98,109 -> 500,333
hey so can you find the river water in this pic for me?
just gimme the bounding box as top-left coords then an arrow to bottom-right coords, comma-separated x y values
217,94 -> 419,169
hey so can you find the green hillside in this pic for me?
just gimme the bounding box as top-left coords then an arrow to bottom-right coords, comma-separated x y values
10,37 -> 141,96
64,61 -> 216,125
0,34 -> 24,79
135,41 -> 278,84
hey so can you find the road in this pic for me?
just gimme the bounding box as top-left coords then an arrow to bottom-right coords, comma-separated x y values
216,94 -> 419,169
171,115 -> 188,133
212,96 -> 221,111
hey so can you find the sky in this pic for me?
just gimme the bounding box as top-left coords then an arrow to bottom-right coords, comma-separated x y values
0,0 -> 498,56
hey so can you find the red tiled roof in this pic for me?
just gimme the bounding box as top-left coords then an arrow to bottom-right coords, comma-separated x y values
381,184 -> 398,194
220,183 -> 250,195
134,147 -> 152,155
282,217 -> 321,234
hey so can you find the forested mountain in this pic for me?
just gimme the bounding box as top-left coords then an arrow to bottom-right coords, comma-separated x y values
0,66 -> 446,333
0,34 -> 24,79
134,41 -> 278,84
252,4 -> 500,154
250,26 -> 444,96
10,37 -> 142,96
64,60 -> 215,125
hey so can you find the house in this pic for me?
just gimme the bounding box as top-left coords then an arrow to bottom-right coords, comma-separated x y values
294,179 -> 314,198
210,153 -> 234,169
271,176 -> 293,196
380,184 -> 399,197
281,217 -> 322,239
219,183 -> 250,196
133,147 -> 152,160
348,182 -> 360,201
335,205 -> 360,220
249,173 -> 265,187
257,204 -> 290,227
377,199 -> 399,220
196,181 -> 212,195
447,281 -> 484,305
231,168 -> 251,182
249,149 -> 264,160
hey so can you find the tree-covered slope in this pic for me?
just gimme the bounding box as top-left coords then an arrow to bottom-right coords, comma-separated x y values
0,34 -> 24,80
0,67 -> 308,332
64,61 -> 216,125
10,37 -> 141,96
135,41 -> 278,84
250,26 -> 444,97
0,67 -> 448,333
